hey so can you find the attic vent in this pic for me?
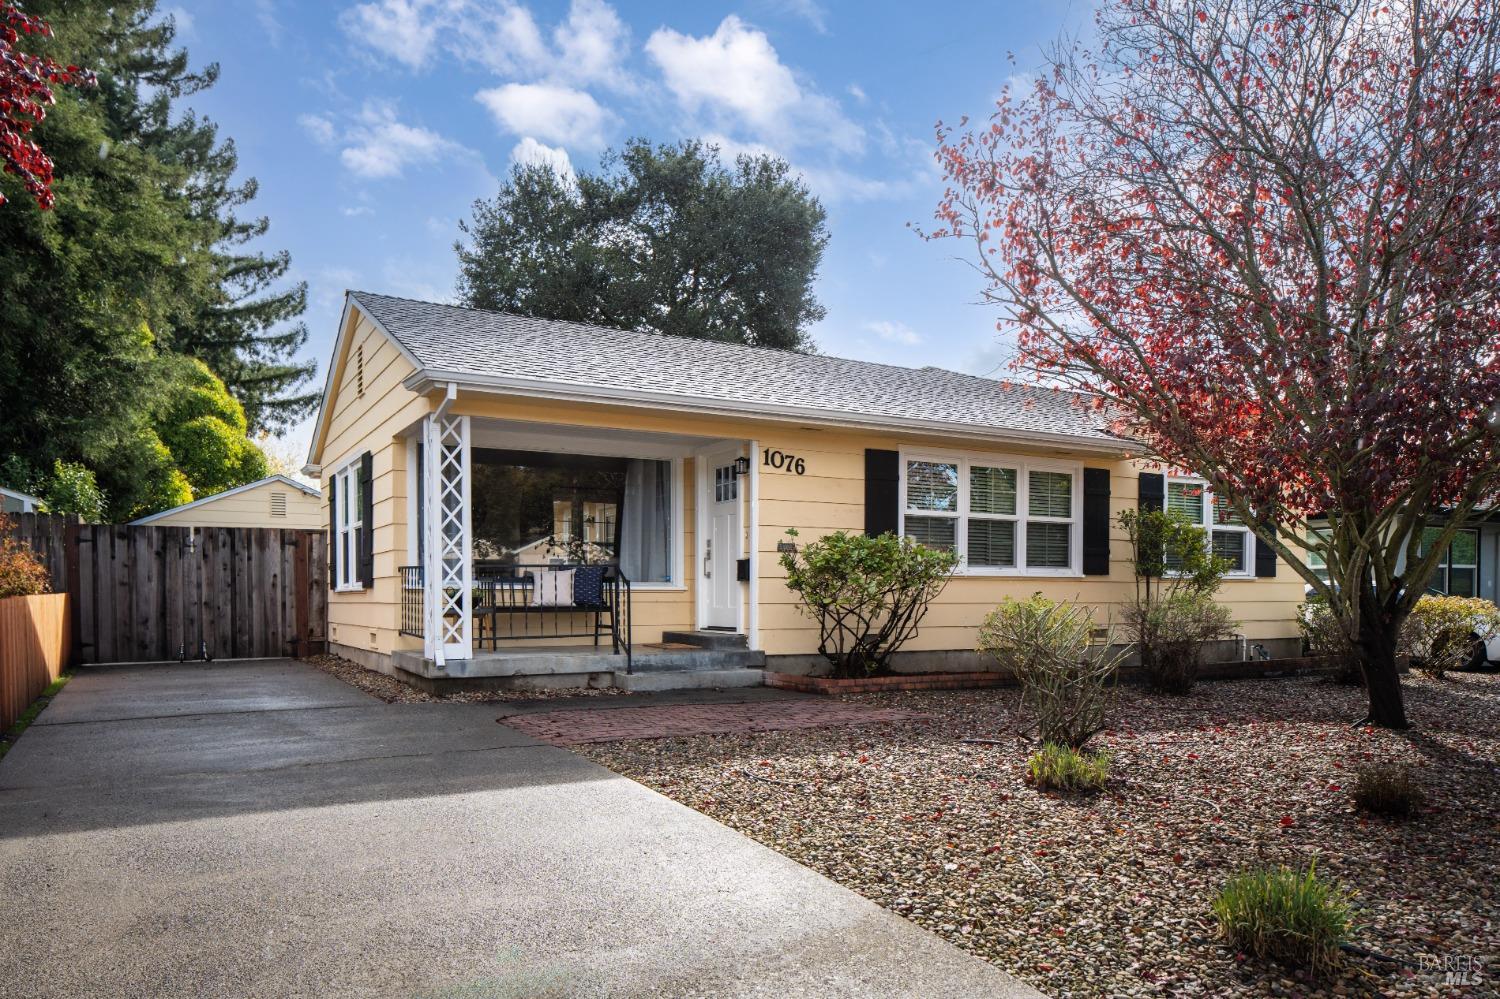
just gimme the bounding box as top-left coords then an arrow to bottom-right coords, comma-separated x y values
270,491 -> 288,517
356,344 -> 365,397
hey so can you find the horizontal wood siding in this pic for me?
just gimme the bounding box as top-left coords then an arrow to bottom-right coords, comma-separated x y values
146,481 -> 323,530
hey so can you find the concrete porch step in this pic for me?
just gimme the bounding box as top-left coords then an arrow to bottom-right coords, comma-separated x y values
614,668 -> 765,692
630,648 -> 766,673
660,630 -> 749,651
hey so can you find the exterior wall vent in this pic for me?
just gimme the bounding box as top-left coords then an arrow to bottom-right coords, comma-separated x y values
270,491 -> 288,517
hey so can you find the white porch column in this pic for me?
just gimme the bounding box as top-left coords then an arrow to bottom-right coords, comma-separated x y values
423,410 -> 473,664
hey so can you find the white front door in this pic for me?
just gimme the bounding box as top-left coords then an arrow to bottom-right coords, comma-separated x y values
704,458 -> 742,629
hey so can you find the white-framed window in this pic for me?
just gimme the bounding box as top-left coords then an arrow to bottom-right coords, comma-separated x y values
333,460 -> 364,591
900,452 -> 1081,575
1166,477 -> 1253,576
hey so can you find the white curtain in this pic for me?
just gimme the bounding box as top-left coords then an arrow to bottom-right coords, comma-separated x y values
621,459 -> 671,582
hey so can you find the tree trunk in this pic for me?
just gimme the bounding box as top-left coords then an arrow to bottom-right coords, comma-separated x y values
1355,605 -> 1409,729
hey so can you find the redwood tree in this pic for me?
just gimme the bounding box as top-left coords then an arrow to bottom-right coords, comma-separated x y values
933,0 -> 1500,728
0,1 -> 91,208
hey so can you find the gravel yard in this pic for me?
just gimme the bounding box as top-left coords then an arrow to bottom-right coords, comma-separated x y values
579,673 -> 1500,998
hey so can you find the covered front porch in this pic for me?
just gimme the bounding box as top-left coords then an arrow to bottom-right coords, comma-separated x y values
392,407 -> 763,686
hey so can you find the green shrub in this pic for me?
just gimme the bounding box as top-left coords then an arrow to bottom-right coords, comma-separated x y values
1118,507 -> 1237,694
1212,862 -> 1352,975
978,594 -> 1125,749
1352,765 -> 1425,818
778,529 -> 957,678
1026,742 -> 1110,792
1299,595 -> 1362,685
1401,594 -> 1500,679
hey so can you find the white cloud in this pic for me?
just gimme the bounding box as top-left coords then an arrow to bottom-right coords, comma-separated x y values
865,320 -> 922,346
553,0 -> 630,88
763,0 -> 828,33
299,113 -> 337,146
338,0 -> 438,70
476,83 -> 609,148
646,16 -> 861,153
847,83 -> 867,103
340,0 -> 627,86
337,100 -> 466,179
510,137 -> 576,181
342,205 -> 374,217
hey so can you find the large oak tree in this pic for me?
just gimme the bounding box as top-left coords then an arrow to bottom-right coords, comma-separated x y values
933,0 -> 1500,727
457,139 -> 828,351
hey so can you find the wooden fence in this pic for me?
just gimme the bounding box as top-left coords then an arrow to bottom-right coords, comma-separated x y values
2,515 -> 327,665
0,594 -> 70,729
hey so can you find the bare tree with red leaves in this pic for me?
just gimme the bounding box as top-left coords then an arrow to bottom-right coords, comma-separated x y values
1,1 -> 92,209
933,0 -> 1500,728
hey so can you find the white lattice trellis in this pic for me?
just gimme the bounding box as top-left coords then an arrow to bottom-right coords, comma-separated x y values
423,411 -> 472,663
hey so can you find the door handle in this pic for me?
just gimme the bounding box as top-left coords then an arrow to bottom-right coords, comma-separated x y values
703,538 -> 712,578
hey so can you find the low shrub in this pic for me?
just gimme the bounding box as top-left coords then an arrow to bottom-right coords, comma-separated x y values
1352,765 -> 1425,818
1401,594 -> 1500,679
1117,507 -> 1238,694
1212,862 -> 1352,976
0,516 -> 50,599
778,529 -> 957,678
1299,596 -> 1363,685
977,594 -> 1126,749
1026,742 -> 1110,792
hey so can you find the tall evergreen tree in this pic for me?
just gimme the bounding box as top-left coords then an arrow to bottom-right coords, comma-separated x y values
0,1 -> 312,518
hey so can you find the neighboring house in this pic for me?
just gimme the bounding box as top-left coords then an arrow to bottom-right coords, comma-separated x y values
1,485 -> 42,515
130,475 -> 322,529
303,291 -> 1308,685
1304,511 -> 1500,604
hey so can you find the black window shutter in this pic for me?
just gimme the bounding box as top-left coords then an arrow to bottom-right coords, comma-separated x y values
327,476 -> 338,587
1138,472 -> 1165,513
1254,518 -> 1277,578
358,451 -> 374,587
1082,467 -> 1111,575
864,449 -> 901,537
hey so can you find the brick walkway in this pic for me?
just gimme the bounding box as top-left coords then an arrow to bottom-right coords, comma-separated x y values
502,698 -> 924,746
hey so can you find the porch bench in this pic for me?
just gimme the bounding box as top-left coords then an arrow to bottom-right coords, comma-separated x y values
472,562 -> 633,667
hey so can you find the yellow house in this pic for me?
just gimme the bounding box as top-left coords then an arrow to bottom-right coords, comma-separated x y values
303,292 -> 1306,690
130,474 -> 323,529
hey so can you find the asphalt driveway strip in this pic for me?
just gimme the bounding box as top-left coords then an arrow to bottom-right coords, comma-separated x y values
0,659 -> 1039,998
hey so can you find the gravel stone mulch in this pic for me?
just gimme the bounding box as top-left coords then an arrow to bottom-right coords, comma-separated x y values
579,674 -> 1500,998
302,653 -> 634,704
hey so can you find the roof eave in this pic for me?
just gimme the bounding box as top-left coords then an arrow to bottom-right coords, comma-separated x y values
402,369 -> 1145,457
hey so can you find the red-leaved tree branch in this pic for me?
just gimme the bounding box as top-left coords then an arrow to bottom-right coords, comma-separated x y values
1,0 -> 94,209
932,0 -> 1500,728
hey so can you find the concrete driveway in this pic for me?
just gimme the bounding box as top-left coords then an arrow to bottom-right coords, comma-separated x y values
0,659 -> 1039,998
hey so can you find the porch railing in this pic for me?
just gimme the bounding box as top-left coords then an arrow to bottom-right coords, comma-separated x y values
398,563 -> 633,672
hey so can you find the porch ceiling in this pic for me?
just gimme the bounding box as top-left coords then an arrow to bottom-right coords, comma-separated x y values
468,417 -> 734,459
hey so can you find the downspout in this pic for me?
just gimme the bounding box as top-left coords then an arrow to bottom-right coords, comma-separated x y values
426,383 -> 458,668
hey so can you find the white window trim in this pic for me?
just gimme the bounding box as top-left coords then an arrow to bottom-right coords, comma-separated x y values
899,449 -> 1083,577
1166,476 -> 1255,579
332,456 -> 365,592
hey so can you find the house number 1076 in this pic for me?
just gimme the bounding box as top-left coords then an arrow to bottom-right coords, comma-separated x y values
762,448 -> 806,475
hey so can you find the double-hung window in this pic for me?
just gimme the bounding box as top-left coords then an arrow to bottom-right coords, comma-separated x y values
901,455 -> 1078,574
1166,478 -> 1253,576
334,461 -> 363,590
1419,527 -> 1479,597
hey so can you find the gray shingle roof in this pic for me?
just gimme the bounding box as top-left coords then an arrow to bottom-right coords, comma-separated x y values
351,291 -> 1125,447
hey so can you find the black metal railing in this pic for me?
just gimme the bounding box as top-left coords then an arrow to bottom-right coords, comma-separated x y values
400,565 -> 424,638
398,562 -> 633,671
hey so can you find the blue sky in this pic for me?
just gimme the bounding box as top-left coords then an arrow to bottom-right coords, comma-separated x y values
163,0 -> 1092,460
